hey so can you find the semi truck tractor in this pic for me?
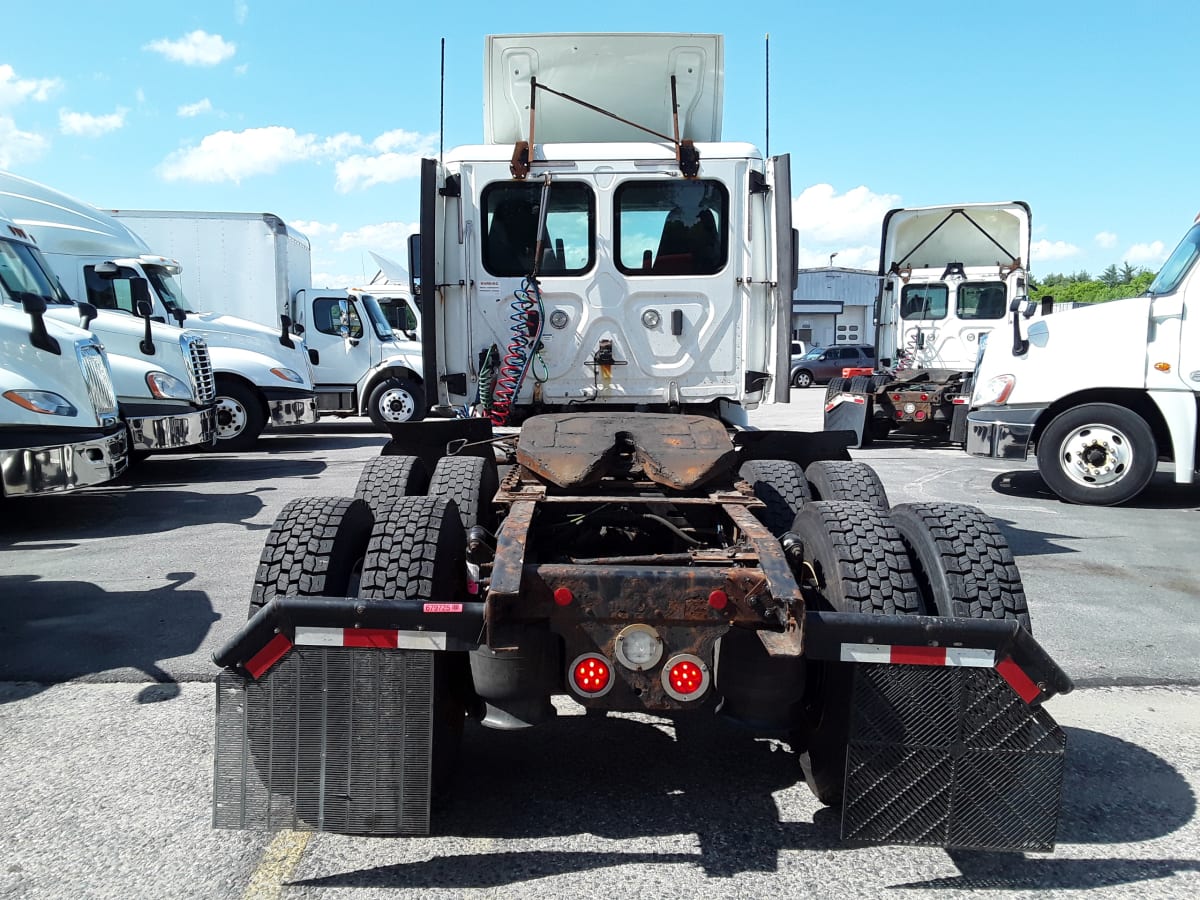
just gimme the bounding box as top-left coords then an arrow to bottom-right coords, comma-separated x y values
1,217 -> 128,497
212,34 -> 1072,851
108,210 -> 427,429
0,172 -> 318,451
824,203 -> 1034,447
967,213 -> 1200,505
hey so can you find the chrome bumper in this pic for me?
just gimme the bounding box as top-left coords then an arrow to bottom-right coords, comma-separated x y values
0,429 -> 129,497
269,396 -> 319,428
129,406 -> 217,452
965,407 -> 1042,459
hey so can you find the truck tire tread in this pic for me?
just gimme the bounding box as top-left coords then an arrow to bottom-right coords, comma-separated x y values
890,502 -> 1032,631
354,455 -> 429,513
738,459 -> 811,538
250,496 -> 373,617
804,460 -> 890,508
426,455 -> 498,532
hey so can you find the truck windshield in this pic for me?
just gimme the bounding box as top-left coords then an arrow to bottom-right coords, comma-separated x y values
360,295 -> 395,340
1147,223 -> 1200,296
143,265 -> 198,314
0,238 -> 75,307
900,284 -> 948,320
615,179 -> 728,275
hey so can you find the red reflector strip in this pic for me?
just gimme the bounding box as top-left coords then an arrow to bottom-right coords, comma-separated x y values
294,625 -> 447,651
245,632 -> 293,679
951,397 -> 969,404
996,656 -> 1042,703
840,643 -> 995,668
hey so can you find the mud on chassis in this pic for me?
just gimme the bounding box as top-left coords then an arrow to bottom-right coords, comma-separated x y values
213,415 -> 1072,851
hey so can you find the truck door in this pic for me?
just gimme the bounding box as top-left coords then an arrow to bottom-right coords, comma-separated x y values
304,294 -> 374,387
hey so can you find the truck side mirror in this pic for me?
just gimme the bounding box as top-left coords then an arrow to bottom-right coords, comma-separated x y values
1041,295 -> 1055,316
78,301 -> 98,331
1008,296 -> 1024,313
131,279 -> 156,355
407,233 -> 421,298
21,294 -> 61,355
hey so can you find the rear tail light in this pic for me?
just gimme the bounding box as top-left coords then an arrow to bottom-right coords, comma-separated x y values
569,653 -> 614,697
661,654 -> 710,701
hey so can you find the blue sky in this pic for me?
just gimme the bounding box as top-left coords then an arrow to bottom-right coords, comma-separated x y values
2,1 -> 1196,287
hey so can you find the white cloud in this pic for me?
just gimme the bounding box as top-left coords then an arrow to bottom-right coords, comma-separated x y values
234,0 -> 249,24
334,130 -> 437,192
0,115 -> 49,167
292,220 -> 339,238
797,244 -> 877,270
144,31 -> 236,67
177,98 -> 213,118
312,271 -> 368,289
792,184 -> 900,243
1095,231 -> 1118,249
0,64 -> 61,107
333,221 -> 419,254
158,126 -> 351,183
59,107 -> 127,136
1030,239 -> 1080,261
1125,241 -> 1167,264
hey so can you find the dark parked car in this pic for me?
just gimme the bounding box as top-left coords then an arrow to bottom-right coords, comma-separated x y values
789,344 -> 876,387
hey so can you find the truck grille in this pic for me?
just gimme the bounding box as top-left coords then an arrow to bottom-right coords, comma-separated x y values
181,333 -> 216,403
76,343 -> 119,420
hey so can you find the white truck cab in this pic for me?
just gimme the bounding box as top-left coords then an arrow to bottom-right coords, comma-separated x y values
108,211 -> 429,430
967,215 -> 1200,505
0,173 -> 317,451
0,219 -> 128,496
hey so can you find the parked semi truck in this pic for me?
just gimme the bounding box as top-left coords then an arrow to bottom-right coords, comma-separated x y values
967,213 -> 1200,505
1,216 -> 128,497
824,203 -> 1034,447
0,172 -> 318,451
108,210 -> 427,428
0,183 -> 216,457
212,34 -> 1072,850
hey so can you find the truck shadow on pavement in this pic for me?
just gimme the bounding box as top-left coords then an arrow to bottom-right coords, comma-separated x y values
0,483 -> 270,543
895,726 -> 1199,891
991,469 -> 1200,511
0,572 -> 218,704
125,453 -> 327,486
292,718 -> 1196,890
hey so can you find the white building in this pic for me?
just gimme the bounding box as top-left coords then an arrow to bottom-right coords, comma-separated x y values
792,267 -> 881,348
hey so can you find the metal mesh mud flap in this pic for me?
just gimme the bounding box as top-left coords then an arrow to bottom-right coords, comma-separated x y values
842,664 -> 1066,851
214,647 -> 434,835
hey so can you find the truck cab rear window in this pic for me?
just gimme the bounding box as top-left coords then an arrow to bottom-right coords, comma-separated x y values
615,180 -> 729,276
481,182 -> 594,277
956,282 -> 1007,320
900,284 -> 948,320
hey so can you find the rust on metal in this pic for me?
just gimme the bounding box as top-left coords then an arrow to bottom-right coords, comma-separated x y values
514,413 -> 737,490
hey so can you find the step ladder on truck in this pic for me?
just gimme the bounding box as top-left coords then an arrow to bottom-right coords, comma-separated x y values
212,33 -> 1073,850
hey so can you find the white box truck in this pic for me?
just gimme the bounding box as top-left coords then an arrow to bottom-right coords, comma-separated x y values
967,213 -> 1200,505
1,216 -> 128,497
1,172 -> 318,451
107,211 -> 427,428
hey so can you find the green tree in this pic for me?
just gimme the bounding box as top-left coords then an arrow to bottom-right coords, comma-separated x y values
1120,261 -> 1138,283
1100,264 -> 1121,288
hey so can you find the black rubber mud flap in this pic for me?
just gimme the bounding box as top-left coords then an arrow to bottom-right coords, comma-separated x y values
822,392 -> 869,449
841,663 -> 1066,851
213,647 -> 436,835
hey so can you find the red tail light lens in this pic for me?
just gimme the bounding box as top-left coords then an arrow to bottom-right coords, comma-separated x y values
569,653 -> 614,697
661,653 -> 710,701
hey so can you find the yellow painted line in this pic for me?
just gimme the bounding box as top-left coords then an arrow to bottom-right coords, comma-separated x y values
242,830 -> 310,900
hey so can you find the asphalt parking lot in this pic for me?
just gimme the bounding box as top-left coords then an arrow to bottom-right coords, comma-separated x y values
1,388 -> 1197,899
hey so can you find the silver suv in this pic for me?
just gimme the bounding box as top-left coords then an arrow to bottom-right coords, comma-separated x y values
790,344 -> 876,388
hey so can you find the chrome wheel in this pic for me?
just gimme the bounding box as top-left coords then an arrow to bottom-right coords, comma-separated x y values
215,395 -> 248,439
376,386 -> 416,423
1057,421 -> 1135,488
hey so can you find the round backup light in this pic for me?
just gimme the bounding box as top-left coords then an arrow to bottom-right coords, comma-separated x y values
904,402 -> 916,414
549,309 -> 570,330
641,309 -> 662,329
661,653 -> 710,701
614,624 -> 664,670
569,653 -> 614,697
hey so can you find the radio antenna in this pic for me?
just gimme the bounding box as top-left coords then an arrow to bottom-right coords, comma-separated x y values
764,33 -> 770,160
439,38 -> 445,168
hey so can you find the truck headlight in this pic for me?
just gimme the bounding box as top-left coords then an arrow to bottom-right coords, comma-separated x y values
973,374 -> 1015,406
3,390 -> 77,416
270,367 -> 304,384
146,371 -> 194,400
